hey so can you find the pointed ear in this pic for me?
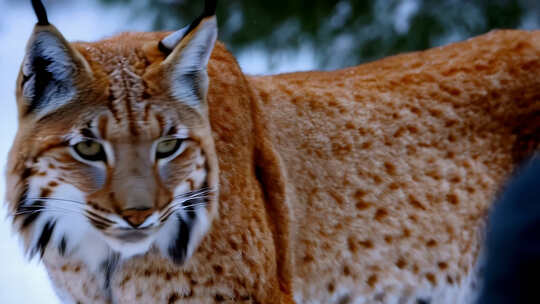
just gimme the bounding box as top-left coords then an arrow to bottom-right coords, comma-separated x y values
18,25 -> 91,118
160,15 -> 218,109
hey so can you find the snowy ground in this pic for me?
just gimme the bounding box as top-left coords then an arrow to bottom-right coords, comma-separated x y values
0,1 -> 315,303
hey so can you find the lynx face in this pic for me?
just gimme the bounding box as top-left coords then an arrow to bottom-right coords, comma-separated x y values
5,7 -> 219,269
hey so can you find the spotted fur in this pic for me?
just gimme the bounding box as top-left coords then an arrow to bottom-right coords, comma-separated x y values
5,2 -> 540,304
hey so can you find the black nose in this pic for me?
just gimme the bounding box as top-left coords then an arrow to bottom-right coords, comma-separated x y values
121,208 -> 153,228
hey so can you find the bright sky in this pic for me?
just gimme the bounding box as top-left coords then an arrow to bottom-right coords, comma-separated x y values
0,1 -> 317,303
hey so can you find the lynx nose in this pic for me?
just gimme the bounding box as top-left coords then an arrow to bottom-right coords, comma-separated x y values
122,208 -> 154,228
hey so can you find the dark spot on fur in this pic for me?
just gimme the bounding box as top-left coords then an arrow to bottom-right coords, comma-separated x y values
347,236 -> 358,253
343,265 -> 351,276
408,195 -> 426,210
384,161 -> 396,175
48,181 -> 59,187
426,273 -> 437,285
396,258 -> 407,269
426,239 -> 438,247
374,208 -> 388,221
303,254 -> 314,263
359,239 -> 374,249
447,193 -> 459,205
40,187 -> 51,198
228,239 -> 239,251
213,265 -> 224,275
327,282 -> 335,293
367,274 -> 378,287
215,294 -> 225,302
168,292 -> 180,304
437,262 -> 448,270
120,275 -> 131,287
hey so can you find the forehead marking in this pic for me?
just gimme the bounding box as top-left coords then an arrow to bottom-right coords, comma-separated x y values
86,46 -> 148,138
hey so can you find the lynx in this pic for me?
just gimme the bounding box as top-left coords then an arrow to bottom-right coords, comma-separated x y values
5,0 -> 539,303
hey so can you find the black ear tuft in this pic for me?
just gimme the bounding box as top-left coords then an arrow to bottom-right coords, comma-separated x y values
31,0 -> 49,26
158,0 -> 218,55
186,0 -> 218,34
203,0 -> 218,18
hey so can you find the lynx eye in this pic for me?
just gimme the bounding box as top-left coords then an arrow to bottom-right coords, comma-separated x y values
73,140 -> 106,162
156,139 -> 182,159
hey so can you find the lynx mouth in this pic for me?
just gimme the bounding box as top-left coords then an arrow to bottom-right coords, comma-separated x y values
100,227 -> 161,258
115,230 -> 150,243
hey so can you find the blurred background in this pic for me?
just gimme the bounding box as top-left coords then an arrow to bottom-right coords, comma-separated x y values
0,0 -> 538,303
96,0 -> 540,71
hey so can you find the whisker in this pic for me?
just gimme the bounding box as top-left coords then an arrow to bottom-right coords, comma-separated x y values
27,197 -> 86,205
159,187 -> 214,222
167,198 -> 210,210
172,188 -> 215,200
14,204 -> 82,215
86,210 -> 115,225
167,197 -> 210,210
86,217 -> 111,230
12,208 -> 76,217
164,196 -> 209,209
159,201 -> 208,222
168,203 -> 207,213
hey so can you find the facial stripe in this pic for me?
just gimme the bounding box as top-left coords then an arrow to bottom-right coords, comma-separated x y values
34,140 -> 68,160
15,185 -> 29,214
155,113 -> 166,136
107,93 -> 121,122
97,115 -> 109,139
124,89 -> 139,137
168,214 -> 192,264
58,236 -> 67,256
143,103 -> 152,123
33,220 -> 56,258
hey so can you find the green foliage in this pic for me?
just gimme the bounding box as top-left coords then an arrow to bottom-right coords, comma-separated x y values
98,0 -> 535,69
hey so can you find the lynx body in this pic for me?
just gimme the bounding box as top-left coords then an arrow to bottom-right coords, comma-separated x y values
5,1 -> 540,303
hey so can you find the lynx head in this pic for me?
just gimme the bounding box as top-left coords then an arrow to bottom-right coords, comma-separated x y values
5,0 -> 220,267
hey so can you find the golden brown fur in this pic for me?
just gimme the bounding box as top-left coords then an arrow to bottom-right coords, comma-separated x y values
6,26 -> 540,303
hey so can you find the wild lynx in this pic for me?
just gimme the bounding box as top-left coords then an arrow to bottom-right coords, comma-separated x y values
5,0 -> 539,303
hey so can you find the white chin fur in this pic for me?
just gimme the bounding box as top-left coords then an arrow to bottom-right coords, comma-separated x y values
102,235 -> 156,260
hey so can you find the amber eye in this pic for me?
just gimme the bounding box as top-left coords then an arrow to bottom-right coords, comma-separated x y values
156,139 -> 182,160
73,140 -> 106,162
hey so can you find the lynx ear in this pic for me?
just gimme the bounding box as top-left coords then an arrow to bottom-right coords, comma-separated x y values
19,2 -> 91,118
160,0 -> 218,108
